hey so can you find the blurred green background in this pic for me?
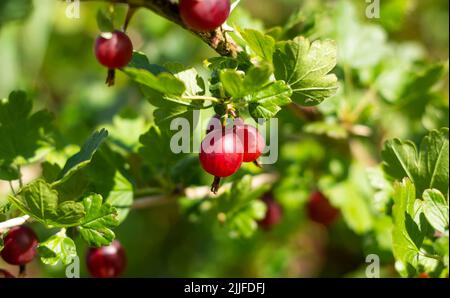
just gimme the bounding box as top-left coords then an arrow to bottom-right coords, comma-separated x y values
0,0 -> 448,277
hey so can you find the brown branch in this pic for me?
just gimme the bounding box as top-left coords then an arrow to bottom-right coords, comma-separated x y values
79,0 -> 239,57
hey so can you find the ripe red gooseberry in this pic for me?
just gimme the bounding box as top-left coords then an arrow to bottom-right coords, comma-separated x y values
179,0 -> 231,32
1,226 -> 38,266
307,191 -> 339,227
200,127 -> 243,193
258,194 -> 283,230
94,30 -> 133,69
200,128 -> 243,178
86,240 -> 127,278
234,119 -> 265,163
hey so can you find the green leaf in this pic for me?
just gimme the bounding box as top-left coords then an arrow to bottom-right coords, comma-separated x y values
38,230 -> 77,266
104,171 -> 133,224
400,64 -> 447,103
273,37 -> 338,106
122,54 -> 185,96
206,56 -> 239,71
163,64 -> 207,107
96,9 -> 114,32
434,236 -> 449,267
0,0 -> 33,26
41,162 -> 62,183
0,164 -> 20,181
84,146 -> 134,224
0,199 -> 11,215
422,189 -> 449,233
127,52 -> 167,74
58,129 -> 109,179
331,0 -> 387,69
103,115 -> 148,151
220,64 -> 273,99
8,180 -> 85,227
217,175 -> 270,238
391,178 -> 438,275
220,69 -> 245,98
246,81 -> 292,120
152,103 -> 192,126
243,63 -> 273,93
238,28 -> 276,62
79,194 -> 119,247
324,164 -> 373,234
138,125 -> 180,171
0,90 -> 53,175
382,128 -> 449,197
51,144 -> 134,223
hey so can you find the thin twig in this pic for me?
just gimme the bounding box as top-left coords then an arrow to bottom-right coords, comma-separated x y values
8,181 -> 16,195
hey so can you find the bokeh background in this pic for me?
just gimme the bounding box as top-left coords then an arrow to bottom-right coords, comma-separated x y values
0,0 -> 448,277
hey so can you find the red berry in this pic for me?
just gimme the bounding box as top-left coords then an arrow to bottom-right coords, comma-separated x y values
94,30 -> 133,69
0,226 -> 38,265
0,269 -> 15,278
86,240 -> 126,278
307,191 -> 339,227
258,195 -> 282,230
235,121 -> 265,163
418,272 -> 430,278
179,0 -> 231,32
199,128 -> 243,178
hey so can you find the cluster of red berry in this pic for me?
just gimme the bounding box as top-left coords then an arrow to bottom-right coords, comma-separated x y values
94,0 -> 231,85
0,226 -> 126,278
200,116 -> 265,193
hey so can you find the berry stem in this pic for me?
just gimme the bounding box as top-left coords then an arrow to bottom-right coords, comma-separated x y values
8,181 -> 16,195
18,265 -> 26,278
106,68 -> 116,86
211,176 -> 221,194
253,160 -> 262,168
123,5 -> 137,32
